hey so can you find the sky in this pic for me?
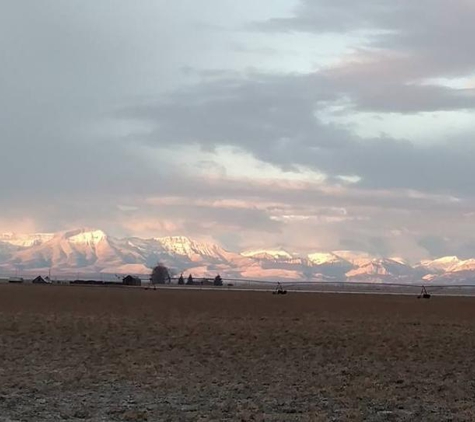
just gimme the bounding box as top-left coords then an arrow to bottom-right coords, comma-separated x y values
2,0 -> 475,261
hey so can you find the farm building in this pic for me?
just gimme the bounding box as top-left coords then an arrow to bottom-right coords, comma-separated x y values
8,277 -> 24,283
32,276 -> 48,284
122,275 -> 142,286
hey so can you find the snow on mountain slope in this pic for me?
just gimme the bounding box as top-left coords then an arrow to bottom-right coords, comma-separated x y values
305,252 -> 354,278
346,258 -> 413,278
419,256 -> 462,273
69,229 -> 108,245
240,250 -> 347,279
389,257 -> 409,265
308,252 -> 348,266
119,237 -> 165,255
0,232 -> 54,248
449,259 -> 475,273
242,249 -> 293,260
157,236 -> 232,262
241,249 -> 316,279
332,250 -> 375,266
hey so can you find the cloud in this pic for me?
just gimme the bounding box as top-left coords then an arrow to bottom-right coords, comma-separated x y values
257,0 -> 475,113
2,0 -> 475,260
121,71 -> 475,197
260,0 -> 475,73
418,235 -> 451,258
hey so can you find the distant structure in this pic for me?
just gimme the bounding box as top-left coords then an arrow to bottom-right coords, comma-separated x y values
8,276 -> 24,283
417,286 -> 431,299
273,282 -> 287,295
122,275 -> 142,286
32,276 -> 47,284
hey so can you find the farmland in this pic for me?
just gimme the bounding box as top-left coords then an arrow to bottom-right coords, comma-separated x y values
1,285 -> 475,421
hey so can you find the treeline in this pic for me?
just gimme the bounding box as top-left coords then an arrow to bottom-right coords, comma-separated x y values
150,263 -> 224,286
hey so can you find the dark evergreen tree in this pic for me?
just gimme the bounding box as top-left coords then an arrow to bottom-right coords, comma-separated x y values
186,274 -> 194,285
214,274 -> 223,286
178,274 -> 185,285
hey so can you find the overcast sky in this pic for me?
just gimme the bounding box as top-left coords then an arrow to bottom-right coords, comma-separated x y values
2,0 -> 475,260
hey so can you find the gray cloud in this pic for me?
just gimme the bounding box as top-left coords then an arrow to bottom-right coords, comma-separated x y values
2,0 -> 475,260
260,0 -> 475,75
115,0 -> 475,199
418,235 -> 451,258
122,72 -> 475,197
257,0 -> 475,113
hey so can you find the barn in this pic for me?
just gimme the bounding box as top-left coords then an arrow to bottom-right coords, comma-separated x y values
122,275 -> 142,286
32,276 -> 47,284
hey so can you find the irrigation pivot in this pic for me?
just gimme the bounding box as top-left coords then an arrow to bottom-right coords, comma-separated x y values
417,286 -> 431,299
272,282 -> 287,295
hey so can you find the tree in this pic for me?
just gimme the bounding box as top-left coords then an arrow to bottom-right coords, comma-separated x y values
186,274 -> 194,285
178,274 -> 185,285
150,263 -> 171,285
214,274 -> 223,286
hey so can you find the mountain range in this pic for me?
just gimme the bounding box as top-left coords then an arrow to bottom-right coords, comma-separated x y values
1,228 -> 475,284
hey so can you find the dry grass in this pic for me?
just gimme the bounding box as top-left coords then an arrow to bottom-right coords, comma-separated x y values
1,285 -> 475,421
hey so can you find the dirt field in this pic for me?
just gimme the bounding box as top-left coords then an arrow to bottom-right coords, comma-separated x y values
1,285 -> 475,421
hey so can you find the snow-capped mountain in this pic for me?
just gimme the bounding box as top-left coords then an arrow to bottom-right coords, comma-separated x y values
345,258 -> 414,279
0,232 -> 54,248
332,250 -> 376,267
307,252 -> 344,266
306,252 -> 354,278
158,236 -> 233,262
415,256 -> 475,283
0,229 -> 249,278
242,249 -> 294,261
419,256 -> 462,273
446,258 -> 475,273
240,249 -> 314,280
2,228 -> 475,283
68,229 -> 107,246
7,229 -> 136,272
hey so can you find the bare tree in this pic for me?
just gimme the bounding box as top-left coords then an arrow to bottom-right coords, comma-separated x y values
150,263 -> 171,285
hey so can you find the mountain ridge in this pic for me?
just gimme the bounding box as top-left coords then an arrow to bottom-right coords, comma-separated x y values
0,228 -> 474,283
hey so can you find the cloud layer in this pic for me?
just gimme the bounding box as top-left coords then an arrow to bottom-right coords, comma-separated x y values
2,0 -> 475,260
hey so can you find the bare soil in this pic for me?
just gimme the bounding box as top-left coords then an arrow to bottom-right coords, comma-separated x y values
1,285 -> 475,421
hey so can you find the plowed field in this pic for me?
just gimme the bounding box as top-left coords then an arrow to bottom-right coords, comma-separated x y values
1,285 -> 474,421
